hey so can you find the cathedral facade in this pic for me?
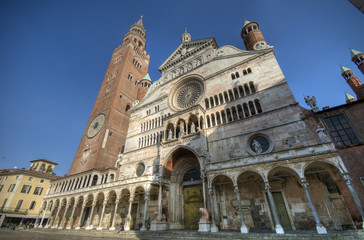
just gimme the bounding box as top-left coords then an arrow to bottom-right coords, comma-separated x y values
38,18 -> 363,234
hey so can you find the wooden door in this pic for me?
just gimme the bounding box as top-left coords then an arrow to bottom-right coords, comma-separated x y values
184,185 -> 204,229
130,203 -> 138,229
268,192 -> 292,230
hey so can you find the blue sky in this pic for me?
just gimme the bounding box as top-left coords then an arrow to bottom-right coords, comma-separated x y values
0,0 -> 363,176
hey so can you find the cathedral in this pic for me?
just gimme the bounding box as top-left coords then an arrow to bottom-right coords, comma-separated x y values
38,17 -> 363,234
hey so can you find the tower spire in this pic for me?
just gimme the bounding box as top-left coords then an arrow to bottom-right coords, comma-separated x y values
350,48 -> 364,75
340,65 -> 364,100
240,19 -> 267,50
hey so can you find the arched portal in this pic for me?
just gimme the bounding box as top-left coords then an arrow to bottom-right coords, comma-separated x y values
162,147 -> 204,229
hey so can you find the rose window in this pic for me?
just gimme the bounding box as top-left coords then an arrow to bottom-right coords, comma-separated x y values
168,78 -> 204,111
176,83 -> 202,108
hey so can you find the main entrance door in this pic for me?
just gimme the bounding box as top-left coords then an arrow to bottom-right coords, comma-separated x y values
184,184 -> 204,229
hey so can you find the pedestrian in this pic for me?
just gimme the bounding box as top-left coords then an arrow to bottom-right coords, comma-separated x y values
118,223 -> 124,233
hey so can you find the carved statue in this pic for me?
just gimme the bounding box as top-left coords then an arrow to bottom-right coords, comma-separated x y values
179,121 -> 184,135
316,125 -> 331,143
252,140 -> 263,154
199,208 -> 210,223
191,122 -> 196,133
168,129 -> 173,140
146,165 -> 152,175
304,96 -> 319,112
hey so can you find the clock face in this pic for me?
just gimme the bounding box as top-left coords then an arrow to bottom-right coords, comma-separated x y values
86,113 -> 106,138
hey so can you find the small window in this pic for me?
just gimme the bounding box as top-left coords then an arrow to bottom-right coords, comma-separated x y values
28,177 -> 33,181
250,136 -> 270,154
125,105 -> 131,112
40,179 -> 45,183
21,185 -> 32,194
8,184 -> 16,192
33,187 -> 43,195
15,199 -> 23,212
29,201 -> 36,210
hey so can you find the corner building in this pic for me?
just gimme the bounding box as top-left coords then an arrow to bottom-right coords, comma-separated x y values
42,19 -> 363,234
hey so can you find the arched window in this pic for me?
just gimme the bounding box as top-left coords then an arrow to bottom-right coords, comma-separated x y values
231,73 -> 235,80
125,104 -> 131,112
247,68 -> 252,73
205,99 -> 210,109
216,112 -> 221,125
239,86 -> 245,97
219,93 -> 224,104
249,101 -> 256,115
228,90 -> 234,101
226,108 -> 232,122
237,104 -> 244,119
207,115 -> 211,128
235,72 -> 240,78
255,99 -> 262,113
214,95 -> 219,105
232,106 -> 238,120
210,97 -> 214,108
243,70 -> 247,75
200,116 -> 204,130
91,175 -> 98,186
244,84 -> 251,95
221,110 -> 227,124
233,87 -> 239,99
211,113 -> 216,126
249,82 -> 256,93
243,103 -> 250,117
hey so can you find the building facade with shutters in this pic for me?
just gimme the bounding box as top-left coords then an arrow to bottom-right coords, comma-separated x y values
0,159 -> 59,227
40,18 -> 363,234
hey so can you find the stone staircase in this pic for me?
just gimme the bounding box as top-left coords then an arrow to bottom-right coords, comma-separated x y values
32,228 -> 364,240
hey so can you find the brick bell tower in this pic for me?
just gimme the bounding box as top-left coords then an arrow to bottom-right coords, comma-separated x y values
350,48 -> 364,75
69,17 -> 150,175
340,65 -> 364,100
240,19 -> 267,51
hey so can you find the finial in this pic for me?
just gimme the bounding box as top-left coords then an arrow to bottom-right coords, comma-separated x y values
185,28 -> 187,33
141,15 -> 143,19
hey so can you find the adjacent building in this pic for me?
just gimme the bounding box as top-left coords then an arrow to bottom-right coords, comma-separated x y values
0,159 -> 59,227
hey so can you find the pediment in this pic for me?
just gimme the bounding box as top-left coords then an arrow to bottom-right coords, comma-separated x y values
158,38 -> 218,71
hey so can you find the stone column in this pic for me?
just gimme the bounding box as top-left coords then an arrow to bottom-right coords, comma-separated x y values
38,211 -> 46,228
109,196 -> 120,230
201,172 -> 207,209
44,206 -> 55,228
140,193 -> 150,231
51,205 -> 62,228
208,188 -> 219,232
158,180 -> 163,215
342,173 -> 364,226
86,202 -> 96,230
58,203 -> 69,229
300,178 -> 327,234
264,181 -> 284,234
34,206 -> 43,227
234,185 -> 248,233
97,200 -> 107,230
124,196 -> 134,231
66,204 -> 77,229
75,202 -> 86,230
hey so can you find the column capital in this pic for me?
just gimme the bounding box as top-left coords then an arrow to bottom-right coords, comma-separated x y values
144,194 -> 149,200
264,181 -> 271,190
208,188 -> 214,196
128,196 -> 134,203
233,185 -> 240,193
300,178 -> 309,189
342,173 -> 352,184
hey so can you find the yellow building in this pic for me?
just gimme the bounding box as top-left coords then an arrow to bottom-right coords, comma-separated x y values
0,159 -> 59,227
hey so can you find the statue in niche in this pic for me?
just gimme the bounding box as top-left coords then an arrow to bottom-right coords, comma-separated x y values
146,165 -> 152,175
316,125 -> 331,143
168,129 -> 173,140
179,121 -> 184,135
191,122 -> 196,133
252,140 -> 263,154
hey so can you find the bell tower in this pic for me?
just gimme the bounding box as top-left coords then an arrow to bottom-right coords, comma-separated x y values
341,65 -> 364,100
69,17 -> 150,175
240,19 -> 267,51
350,48 -> 364,75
